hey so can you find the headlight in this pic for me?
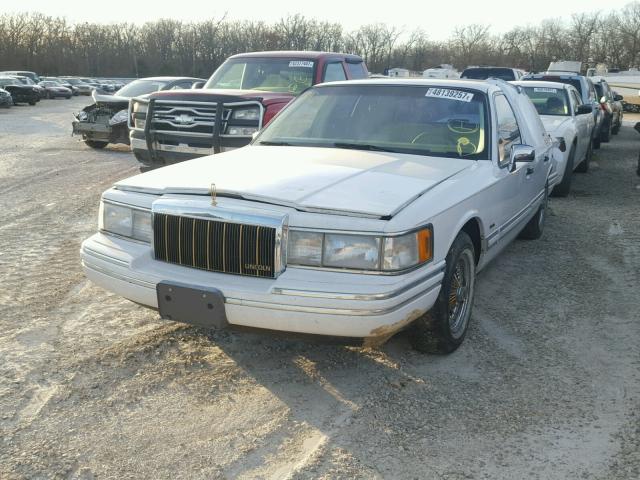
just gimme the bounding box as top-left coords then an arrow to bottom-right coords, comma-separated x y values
132,101 -> 148,129
100,201 -> 152,243
324,234 -> 380,270
287,227 -> 433,272
109,109 -> 129,126
77,111 -> 88,121
288,231 -> 323,266
226,126 -> 258,136
232,107 -> 260,121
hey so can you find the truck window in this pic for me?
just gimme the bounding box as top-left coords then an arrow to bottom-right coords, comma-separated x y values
324,63 -> 347,83
346,62 -> 368,79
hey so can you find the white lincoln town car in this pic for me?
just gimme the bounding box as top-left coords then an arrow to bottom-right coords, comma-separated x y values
81,79 -> 553,353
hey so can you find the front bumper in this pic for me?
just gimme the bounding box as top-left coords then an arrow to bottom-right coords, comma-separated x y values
0,96 -> 12,107
130,135 -> 241,165
81,232 -> 443,340
72,120 -> 129,144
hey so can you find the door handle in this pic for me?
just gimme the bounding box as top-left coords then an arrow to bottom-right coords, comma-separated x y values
526,167 -> 535,175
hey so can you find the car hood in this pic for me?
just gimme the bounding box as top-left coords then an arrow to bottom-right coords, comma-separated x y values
540,115 -> 572,135
115,146 -> 474,218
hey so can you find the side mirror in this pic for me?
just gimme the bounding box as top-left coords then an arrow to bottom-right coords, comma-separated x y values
614,94 -> 623,101
509,144 -> 535,172
191,81 -> 205,89
600,96 -> 607,104
576,104 -> 593,115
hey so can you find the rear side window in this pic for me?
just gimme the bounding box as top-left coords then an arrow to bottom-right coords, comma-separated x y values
494,94 -> 521,166
324,63 -> 347,83
462,68 -> 515,81
346,62 -> 368,79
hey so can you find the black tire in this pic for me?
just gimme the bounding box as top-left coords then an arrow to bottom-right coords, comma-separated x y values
600,118 -> 612,143
408,231 -> 476,354
519,183 -> 548,240
612,120 -> 620,135
593,134 -> 601,150
575,140 -> 592,173
28,100 -> 36,105
552,145 -> 574,197
66,95 -> 71,99
84,140 -> 108,149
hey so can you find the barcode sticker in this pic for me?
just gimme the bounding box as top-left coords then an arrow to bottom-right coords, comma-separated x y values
425,88 -> 474,102
289,61 -> 314,68
534,87 -> 558,93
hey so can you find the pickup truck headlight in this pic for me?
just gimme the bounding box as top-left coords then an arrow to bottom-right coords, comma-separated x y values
132,101 -> 148,129
99,201 -> 152,243
232,107 -> 260,121
287,227 -> 433,272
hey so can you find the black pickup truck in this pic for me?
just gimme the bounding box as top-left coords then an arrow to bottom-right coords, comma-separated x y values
129,51 -> 368,166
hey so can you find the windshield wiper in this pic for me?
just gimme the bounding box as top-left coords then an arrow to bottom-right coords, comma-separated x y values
332,142 -> 397,153
257,140 -> 293,146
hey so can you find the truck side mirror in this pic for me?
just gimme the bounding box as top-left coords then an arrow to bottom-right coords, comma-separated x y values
614,93 -> 623,101
191,81 -> 205,89
576,105 -> 593,115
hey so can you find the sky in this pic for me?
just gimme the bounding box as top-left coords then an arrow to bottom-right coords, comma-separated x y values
4,0 -> 634,41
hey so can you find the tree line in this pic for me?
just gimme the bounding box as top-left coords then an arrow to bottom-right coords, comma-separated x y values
1,2 -> 640,78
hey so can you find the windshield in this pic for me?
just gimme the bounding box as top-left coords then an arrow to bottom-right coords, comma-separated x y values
0,78 -> 20,86
115,79 -> 168,97
256,85 -> 489,159
462,68 -> 515,81
205,58 -> 316,94
522,87 -> 570,116
530,76 -> 583,96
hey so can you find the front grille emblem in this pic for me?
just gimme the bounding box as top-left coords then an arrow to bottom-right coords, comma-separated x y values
174,113 -> 194,125
210,183 -> 217,206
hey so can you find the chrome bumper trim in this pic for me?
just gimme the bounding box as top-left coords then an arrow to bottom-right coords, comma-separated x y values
271,267 -> 444,301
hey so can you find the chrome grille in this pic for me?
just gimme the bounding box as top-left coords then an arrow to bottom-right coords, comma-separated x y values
150,103 -> 230,135
153,213 -> 277,278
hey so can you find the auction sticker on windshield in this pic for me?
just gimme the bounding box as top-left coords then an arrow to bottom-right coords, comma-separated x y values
425,88 -> 474,102
534,87 -> 558,93
289,61 -> 314,68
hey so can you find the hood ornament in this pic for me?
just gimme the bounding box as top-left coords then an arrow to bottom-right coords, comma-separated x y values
210,183 -> 217,206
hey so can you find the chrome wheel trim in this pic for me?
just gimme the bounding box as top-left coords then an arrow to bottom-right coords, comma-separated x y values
447,249 -> 475,339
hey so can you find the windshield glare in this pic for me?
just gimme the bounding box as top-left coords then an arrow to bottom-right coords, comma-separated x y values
523,87 -> 570,116
116,80 -> 168,97
205,58 -> 315,94
257,85 -> 488,159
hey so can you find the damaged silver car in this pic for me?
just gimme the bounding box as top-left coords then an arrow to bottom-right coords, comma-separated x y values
72,76 -> 204,149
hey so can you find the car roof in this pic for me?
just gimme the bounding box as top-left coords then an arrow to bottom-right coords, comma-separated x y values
512,80 -> 572,90
315,78 -> 494,92
228,51 -> 363,61
130,76 -> 204,82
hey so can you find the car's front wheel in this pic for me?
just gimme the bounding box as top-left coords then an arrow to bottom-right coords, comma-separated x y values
408,231 -> 476,354
552,145 -> 574,197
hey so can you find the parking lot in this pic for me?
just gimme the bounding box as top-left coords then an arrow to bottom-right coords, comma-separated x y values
0,98 -> 639,479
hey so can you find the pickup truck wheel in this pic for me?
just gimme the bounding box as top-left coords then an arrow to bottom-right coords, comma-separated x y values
408,231 -> 475,354
519,183 -> 548,240
612,120 -> 620,135
28,100 -> 36,106
551,145 -> 574,197
84,140 -> 108,149
575,141 -> 592,173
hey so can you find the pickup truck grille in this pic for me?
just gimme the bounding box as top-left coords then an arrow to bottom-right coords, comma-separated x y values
150,103 -> 230,135
153,213 -> 277,278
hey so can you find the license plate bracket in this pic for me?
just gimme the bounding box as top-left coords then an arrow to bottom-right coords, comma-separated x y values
156,281 -> 228,329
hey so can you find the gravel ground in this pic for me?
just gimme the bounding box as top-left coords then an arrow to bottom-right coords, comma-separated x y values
0,98 -> 639,480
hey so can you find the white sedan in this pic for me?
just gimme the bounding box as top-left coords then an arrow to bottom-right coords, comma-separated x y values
81,79 -> 553,353
513,80 -> 595,196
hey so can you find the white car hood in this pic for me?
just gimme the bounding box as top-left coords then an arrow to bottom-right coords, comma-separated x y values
540,115 -> 572,135
115,146 -> 474,218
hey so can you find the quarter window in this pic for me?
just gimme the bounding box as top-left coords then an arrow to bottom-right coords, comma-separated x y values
346,62 -> 368,79
494,95 -> 521,167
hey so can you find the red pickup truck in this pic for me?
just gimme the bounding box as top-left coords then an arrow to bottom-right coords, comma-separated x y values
129,51 -> 368,166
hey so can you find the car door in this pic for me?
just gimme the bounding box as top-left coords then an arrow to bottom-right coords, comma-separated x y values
570,89 -> 589,161
492,93 -> 536,246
